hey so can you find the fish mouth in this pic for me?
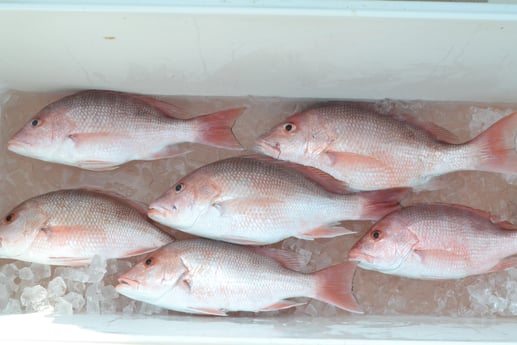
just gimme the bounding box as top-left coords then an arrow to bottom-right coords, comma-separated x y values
117,277 -> 139,289
7,138 -> 30,153
148,206 -> 170,220
254,138 -> 281,159
347,248 -> 375,263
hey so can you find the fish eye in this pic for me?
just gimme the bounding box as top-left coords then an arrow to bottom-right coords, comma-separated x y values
145,258 -> 153,266
175,183 -> 184,193
370,229 -> 382,241
283,123 -> 295,132
31,119 -> 40,127
3,213 -> 15,224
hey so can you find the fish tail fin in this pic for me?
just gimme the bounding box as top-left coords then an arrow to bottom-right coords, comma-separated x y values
193,107 -> 245,150
312,261 -> 363,314
470,112 -> 517,174
359,187 -> 410,220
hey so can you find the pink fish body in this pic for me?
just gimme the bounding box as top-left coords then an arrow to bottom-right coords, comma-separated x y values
0,189 -> 173,265
255,103 -> 517,190
8,90 -> 244,171
348,203 -> 517,279
148,156 -> 405,245
116,239 -> 362,315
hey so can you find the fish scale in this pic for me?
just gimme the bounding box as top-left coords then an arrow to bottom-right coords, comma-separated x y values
116,239 -> 361,315
8,90 -> 243,170
256,103 -> 517,190
0,189 -> 173,265
349,204 -> 517,279
148,156 -> 404,245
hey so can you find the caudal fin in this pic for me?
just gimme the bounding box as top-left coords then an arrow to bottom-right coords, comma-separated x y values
359,187 -> 410,220
193,107 -> 245,150
312,261 -> 363,314
470,112 -> 517,174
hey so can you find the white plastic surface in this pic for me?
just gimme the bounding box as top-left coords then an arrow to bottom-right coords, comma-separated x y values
2,312 -> 517,344
0,1 -> 517,101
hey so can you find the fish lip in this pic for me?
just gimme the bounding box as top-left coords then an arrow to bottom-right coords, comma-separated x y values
148,206 -> 168,220
347,248 -> 375,263
254,138 -> 281,159
117,277 -> 139,289
7,138 -> 29,152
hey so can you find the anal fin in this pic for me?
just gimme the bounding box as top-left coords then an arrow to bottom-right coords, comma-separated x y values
77,160 -> 119,171
146,145 -> 191,160
488,257 -> 517,273
188,307 -> 228,316
260,300 -> 306,312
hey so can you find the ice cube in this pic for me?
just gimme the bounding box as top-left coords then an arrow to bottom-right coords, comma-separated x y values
18,267 -> 34,281
100,299 -> 117,314
86,299 -> 100,314
106,259 -> 132,276
54,297 -> 73,315
138,302 -> 166,316
0,284 -> 9,309
100,285 -> 118,301
63,292 -> 85,312
3,298 -> 22,314
87,256 -> 107,283
67,280 -> 86,294
85,283 -> 101,314
20,285 -> 49,312
1,263 -> 19,278
61,268 -> 90,283
30,263 -> 51,281
303,302 -> 318,317
47,276 -> 67,299
122,300 -> 136,314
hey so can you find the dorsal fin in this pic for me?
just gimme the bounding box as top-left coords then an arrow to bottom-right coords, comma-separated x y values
252,247 -> 308,272
243,154 -> 351,194
305,101 -> 460,144
429,203 -> 517,230
121,93 -> 189,119
394,113 -> 460,144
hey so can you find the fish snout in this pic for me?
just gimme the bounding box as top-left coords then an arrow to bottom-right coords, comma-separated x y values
347,247 -> 372,263
147,205 -> 172,220
254,137 -> 281,159
7,138 -> 27,153
117,276 -> 139,289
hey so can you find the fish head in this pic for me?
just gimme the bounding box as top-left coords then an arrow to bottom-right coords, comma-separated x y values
7,104 -> 76,160
255,110 -> 325,162
116,245 -> 188,303
148,173 -> 221,230
348,214 -> 419,274
0,201 -> 48,258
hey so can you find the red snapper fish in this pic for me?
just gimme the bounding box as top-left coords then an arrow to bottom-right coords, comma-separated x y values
8,90 -> 244,171
348,203 -> 517,279
255,103 -> 517,191
148,156 -> 406,245
0,189 -> 173,265
116,239 -> 362,315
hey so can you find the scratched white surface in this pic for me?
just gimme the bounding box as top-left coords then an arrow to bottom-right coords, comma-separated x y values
0,2 -> 517,102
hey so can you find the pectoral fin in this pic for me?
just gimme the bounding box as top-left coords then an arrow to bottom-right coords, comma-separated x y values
47,257 -> 91,266
325,151 -> 388,173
